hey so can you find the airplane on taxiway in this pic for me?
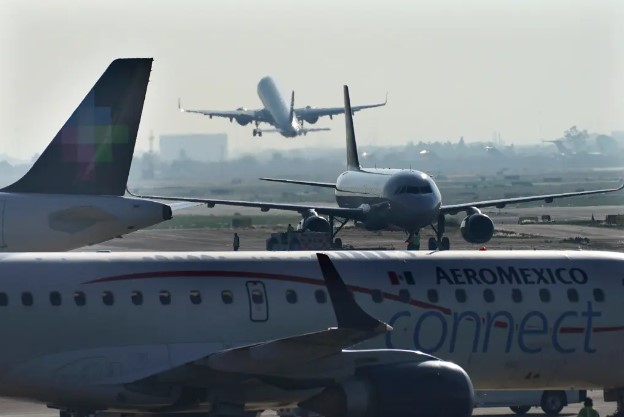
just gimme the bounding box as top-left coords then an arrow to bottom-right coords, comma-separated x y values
0,58 -> 176,251
133,86 -> 623,250
1,249 -> 624,417
178,76 -> 387,138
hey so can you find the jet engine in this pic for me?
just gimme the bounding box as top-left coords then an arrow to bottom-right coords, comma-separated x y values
359,202 -> 391,231
298,210 -> 332,234
299,107 -> 319,124
235,108 -> 252,126
300,360 -> 474,417
460,211 -> 495,244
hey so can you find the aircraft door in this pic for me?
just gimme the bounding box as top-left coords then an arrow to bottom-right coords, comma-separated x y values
246,281 -> 268,322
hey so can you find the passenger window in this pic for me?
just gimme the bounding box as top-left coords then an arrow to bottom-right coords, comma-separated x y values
455,289 -> 467,303
539,289 -> 551,303
190,290 -> 202,305
511,288 -> 523,303
131,291 -> 143,306
251,289 -> 264,304
427,289 -> 439,303
371,289 -> 383,303
399,289 -> 410,303
22,292 -> 33,306
315,289 -> 327,304
286,289 -> 298,304
0,292 -> 8,306
221,290 -> 233,304
50,291 -> 62,306
160,291 -> 171,305
483,289 -> 494,303
74,291 -> 86,306
567,288 -> 579,302
102,291 -> 114,306
593,288 -> 605,302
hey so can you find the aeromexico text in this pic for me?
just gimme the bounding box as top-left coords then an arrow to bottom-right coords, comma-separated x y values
435,266 -> 588,285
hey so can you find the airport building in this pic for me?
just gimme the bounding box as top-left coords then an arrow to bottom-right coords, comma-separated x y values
159,133 -> 228,162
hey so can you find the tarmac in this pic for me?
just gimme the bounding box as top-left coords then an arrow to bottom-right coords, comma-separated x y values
0,391 -> 615,417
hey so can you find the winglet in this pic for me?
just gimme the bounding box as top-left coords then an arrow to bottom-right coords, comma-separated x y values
289,90 -> 295,123
317,253 -> 391,332
343,86 -> 361,171
177,98 -> 185,112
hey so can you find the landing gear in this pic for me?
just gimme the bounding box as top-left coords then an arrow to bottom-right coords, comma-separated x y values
252,128 -> 263,137
429,213 -> 450,250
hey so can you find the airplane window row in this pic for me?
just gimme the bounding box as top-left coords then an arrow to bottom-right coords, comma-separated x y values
0,290 -> 214,307
422,288 -> 605,304
0,287 -> 605,308
395,185 -> 433,195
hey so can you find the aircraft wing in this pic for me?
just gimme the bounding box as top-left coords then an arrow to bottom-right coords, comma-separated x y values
440,182 -> 624,215
295,94 -> 387,119
127,189 -> 369,221
204,253 -> 391,374
116,254 -> 393,384
178,99 -> 270,123
259,177 -> 337,188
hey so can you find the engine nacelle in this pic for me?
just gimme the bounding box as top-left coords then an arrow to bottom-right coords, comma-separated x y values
301,114 -> 319,124
300,360 -> 474,417
359,202 -> 391,231
460,212 -> 495,244
299,214 -> 332,234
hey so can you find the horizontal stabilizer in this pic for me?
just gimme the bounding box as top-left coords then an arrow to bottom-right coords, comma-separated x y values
259,177 -> 336,188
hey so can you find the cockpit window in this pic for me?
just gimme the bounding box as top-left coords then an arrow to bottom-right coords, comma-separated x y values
395,185 -> 432,195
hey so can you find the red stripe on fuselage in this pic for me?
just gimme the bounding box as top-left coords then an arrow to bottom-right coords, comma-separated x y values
84,270 -> 451,314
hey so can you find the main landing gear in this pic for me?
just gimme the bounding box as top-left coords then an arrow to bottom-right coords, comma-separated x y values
252,128 -> 263,137
428,213 -> 450,251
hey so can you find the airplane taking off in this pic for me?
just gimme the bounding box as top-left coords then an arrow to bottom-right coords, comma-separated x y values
133,86 -> 623,250
2,249 -> 624,417
178,76 -> 387,138
0,58 -> 173,251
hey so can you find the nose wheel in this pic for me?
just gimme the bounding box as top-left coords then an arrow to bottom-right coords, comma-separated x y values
252,128 -> 263,137
429,214 -> 450,250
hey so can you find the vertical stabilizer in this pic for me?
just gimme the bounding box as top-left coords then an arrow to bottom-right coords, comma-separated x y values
289,91 -> 295,123
344,85 -> 361,170
2,58 -> 153,196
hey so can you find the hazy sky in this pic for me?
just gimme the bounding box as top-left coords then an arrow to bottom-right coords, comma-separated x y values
1,0 -> 622,159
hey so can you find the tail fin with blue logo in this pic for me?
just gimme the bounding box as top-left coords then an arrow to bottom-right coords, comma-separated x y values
2,58 -> 152,196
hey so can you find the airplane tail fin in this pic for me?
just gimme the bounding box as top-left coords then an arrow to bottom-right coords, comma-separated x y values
344,85 -> 361,171
289,90 -> 295,123
2,58 -> 152,196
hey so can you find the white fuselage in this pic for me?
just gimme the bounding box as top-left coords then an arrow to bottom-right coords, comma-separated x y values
0,250 -> 621,410
335,168 -> 442,231
257,77 -> 300,137
0,193 -> 170,251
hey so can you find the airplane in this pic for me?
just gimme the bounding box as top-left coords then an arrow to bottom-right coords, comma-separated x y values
1,249 -> 624,417
178,76 -> 387,138
0,58 -> 175,251
131,86 -> 623,251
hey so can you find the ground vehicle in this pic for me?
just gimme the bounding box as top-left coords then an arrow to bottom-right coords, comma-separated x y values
265,231 -> 336,250
476,390 -> 587,415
